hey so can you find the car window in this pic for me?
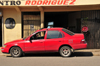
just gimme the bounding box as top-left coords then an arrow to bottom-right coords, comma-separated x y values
47,31 -> 62,39
62,28 -> 75,35
30,31 -> 46,40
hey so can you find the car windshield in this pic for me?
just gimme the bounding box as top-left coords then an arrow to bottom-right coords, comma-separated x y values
62,28 -> 75,35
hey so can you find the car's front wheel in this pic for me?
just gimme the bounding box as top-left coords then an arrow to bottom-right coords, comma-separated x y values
10,47 -> 22,57
59,46 -> 72,57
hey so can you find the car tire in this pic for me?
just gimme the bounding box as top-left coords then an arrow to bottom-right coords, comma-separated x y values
59,46 -> 72,57
10,47 -> 23,57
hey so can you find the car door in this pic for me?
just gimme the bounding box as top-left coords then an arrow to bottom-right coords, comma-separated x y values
45,30 -> 64,52
24,31 -> 46,52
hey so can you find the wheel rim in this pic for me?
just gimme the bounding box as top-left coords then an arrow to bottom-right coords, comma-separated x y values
11,48 -> 20,56
61,47 -> 70,56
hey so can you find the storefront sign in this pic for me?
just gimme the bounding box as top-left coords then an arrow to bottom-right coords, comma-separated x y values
0,0 -> 21,5
0,0 -> 76,6
25,0 -> 76,5
0,0 -> 100,6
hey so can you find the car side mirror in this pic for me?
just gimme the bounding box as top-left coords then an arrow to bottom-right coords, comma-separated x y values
30,36 -> 34,43
30,39 -> 32,43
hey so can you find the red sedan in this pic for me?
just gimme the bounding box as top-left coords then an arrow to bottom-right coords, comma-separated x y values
1,28 -> 87,57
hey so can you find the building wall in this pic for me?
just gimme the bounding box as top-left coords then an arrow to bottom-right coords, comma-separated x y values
81,10 -> 100,49
68,12 -> 81,32
3,8 -> 22,43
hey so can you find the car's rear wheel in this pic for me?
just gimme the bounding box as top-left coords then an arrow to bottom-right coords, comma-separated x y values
59,46 -> 72,57
10,47 -> 22,57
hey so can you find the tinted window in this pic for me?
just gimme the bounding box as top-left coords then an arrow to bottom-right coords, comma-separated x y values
47,31 -> 62,39
62,28 -> 75,35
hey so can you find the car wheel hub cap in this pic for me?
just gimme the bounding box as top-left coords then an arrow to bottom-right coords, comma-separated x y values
63,49 -> 69,55
13,49 -> 19,55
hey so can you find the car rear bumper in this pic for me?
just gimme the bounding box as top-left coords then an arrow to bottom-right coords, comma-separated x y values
1,47 -> 9,53
72,43 -> 87,50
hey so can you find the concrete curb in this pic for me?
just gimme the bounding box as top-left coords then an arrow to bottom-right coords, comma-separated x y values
74,49 -> 100,56
75,49 -> 100,52
74,51 -> 100,56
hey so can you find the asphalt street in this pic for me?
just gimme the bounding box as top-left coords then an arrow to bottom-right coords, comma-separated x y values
0,53 -> 100,66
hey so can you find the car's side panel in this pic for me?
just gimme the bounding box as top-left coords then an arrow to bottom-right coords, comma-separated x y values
59,30 -> 87,50
44,30 -> 64,52
62,38 -> 87,50
44,38 -> 64,52
24,39 -> 45,53
71,44 -> 87,50
24,30 -> 47,53
1,41 -> 25,53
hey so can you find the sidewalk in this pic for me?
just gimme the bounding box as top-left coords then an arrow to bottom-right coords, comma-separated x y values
74,49 -> 100,56
0,47 -> 100,56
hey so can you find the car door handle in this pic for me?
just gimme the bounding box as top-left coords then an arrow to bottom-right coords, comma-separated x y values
59,41 -> 62,42
40,42 -> 43,43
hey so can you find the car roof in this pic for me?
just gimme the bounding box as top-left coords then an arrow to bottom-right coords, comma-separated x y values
36,27 -> 63,32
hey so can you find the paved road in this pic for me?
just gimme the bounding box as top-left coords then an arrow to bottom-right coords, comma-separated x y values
0,53 -> 100,66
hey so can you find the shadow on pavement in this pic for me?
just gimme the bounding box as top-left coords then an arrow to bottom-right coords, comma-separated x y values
72,52 -> 93,57
7,52 -> 93,57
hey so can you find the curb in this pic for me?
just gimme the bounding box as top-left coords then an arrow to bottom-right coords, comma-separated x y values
75,49 -> 100,52
74,49 -> 100,56
74,52 -> 100,56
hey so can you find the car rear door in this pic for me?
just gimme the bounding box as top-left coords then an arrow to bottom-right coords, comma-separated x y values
44,30 -> 64,52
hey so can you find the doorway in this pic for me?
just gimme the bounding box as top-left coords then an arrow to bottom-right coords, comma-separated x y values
0,17 -> 2,47
44,12 -> 81,33
22,12 -> 40,38
44,12 -> 68,29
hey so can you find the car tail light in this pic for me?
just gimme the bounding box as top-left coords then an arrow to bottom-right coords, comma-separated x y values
80,39 -> 86,44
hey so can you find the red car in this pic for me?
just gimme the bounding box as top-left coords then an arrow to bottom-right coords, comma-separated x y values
1,28 -> 87,57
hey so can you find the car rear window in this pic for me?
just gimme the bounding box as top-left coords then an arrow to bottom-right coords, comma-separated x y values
62,28 -> 75,35
47,31 -> 62,39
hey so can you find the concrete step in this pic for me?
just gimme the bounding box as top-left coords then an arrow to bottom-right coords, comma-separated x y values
73,51 -> 100,56
75,49 -> 100,52
92,52 -> 100,56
